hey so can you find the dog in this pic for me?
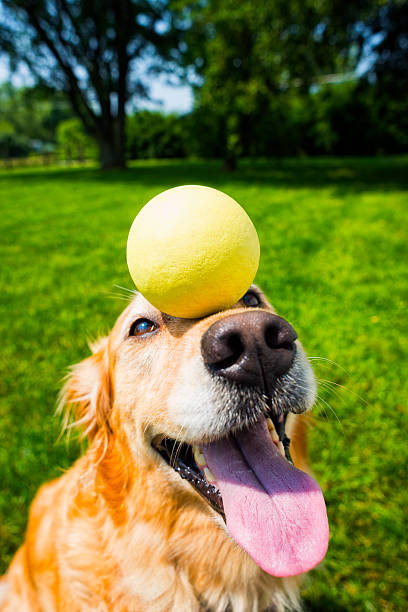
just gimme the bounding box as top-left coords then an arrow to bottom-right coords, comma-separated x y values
0,285 -> 328,611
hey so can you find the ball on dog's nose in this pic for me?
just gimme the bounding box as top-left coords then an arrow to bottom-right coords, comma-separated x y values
127,185 -> 260,318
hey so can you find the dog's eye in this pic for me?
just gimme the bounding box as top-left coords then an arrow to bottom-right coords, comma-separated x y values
129,318 -> 158,337
242,291 -> 261,307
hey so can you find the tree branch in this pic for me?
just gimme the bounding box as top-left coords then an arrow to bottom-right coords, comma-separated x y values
22,4 -> 99,134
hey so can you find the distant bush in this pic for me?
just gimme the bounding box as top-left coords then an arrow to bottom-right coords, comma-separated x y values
305,79 -> 408,155
0,83 -> 73,160
127,109 -> 228,160
124,79 -> 408,162
57,118 -> 97,162
0,120 -> 31,159
227,79 -> 408,157
126,111 -> 188,159
4,78 -> 407,164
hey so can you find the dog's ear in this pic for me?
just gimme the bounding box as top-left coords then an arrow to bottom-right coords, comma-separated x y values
59,337 -> 113,442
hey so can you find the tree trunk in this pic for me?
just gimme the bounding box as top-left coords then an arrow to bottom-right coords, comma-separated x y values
222,113 -> 239,171
222,153 -> 237,172
97,117 -> 126,169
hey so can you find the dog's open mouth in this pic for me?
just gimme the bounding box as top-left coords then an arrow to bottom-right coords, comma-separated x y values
152,412 -> 291,521
152,413 -> 329,578
152,435 -> 225,517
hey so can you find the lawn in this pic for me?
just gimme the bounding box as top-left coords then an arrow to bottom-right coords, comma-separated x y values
0,157 -> 407,611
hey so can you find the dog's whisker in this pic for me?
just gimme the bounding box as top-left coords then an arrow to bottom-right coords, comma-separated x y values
104,284 -> 138,304
173,440 -> 184,468
317,380 -> 346,404
312,397 -> 333,424
113,284 -> 137,295
170,424 -> 188,467
106,291 -> 136,304
315,393 -> 344,430
141,405 -> 164,438
318,378 -> 368,405
308,356 -> 347,373
169,442 -> 178,467
106,292 -> 134,303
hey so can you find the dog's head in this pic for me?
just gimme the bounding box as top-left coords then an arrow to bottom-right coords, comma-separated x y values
62,285 -> 328,578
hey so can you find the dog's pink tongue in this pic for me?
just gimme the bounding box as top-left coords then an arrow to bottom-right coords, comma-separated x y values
202,418 -> 329,577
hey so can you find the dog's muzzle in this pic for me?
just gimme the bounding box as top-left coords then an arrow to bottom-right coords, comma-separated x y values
201,311 -> 297,391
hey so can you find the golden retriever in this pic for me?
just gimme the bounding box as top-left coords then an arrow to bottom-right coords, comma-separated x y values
0,285 -> 328,612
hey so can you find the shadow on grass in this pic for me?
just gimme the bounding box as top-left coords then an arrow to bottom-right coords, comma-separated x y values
0,156 -> 407,193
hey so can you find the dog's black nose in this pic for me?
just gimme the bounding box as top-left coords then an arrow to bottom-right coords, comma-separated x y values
201,311 -> 297,390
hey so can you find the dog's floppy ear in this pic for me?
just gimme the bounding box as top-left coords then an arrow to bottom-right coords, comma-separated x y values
59,337 -> 113,442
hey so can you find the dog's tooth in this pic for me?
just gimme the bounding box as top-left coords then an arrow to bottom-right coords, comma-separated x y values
193,445 -> 206,467
267,419 -> 286,457
267,418 -> 280,444
204,467 -> 216,484
266,417 -> 274,431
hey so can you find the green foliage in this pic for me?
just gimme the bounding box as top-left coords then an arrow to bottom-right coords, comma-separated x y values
178,0 -> 384,162
121,78 -> 408,160
184,80 -> 408,160
0,121 -> 30,159
0,83 -> 73,159
0,157 -> 407,610
306,79 -> 408,155
368,0 -> 408,87
126,111 -> 187,159
57,118 -> 97,162
3,76 -> 408,163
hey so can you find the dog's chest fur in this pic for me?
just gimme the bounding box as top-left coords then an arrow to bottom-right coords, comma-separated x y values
61,441 -> 302,612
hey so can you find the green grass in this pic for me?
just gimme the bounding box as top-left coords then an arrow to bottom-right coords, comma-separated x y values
0,157 -> 407,611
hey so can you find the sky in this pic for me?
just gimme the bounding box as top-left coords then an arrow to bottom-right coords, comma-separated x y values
138,75 -> 194,114
0,57 -> 194,114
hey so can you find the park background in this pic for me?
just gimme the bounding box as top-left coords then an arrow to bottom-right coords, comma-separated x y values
0,1 -> 407,610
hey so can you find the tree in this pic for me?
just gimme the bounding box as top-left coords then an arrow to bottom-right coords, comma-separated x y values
179,0 -> 385,168
0,0 -> 182,168
368,0 -> 408,88
349,1 -> 408,153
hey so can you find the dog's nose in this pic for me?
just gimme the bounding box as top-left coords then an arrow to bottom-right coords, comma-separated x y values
201,311 -> 297,389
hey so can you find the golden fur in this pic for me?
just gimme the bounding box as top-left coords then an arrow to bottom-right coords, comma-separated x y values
0,288 -> 315,611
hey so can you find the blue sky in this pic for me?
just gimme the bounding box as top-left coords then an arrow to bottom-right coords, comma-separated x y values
138,75 -> 194,114
0,57 -> 194,114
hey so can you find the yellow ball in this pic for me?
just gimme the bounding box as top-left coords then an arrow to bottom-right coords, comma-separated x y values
126,185 -> 260,318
